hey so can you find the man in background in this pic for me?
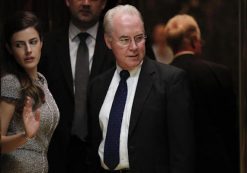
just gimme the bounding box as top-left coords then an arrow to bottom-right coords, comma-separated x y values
165,14 -> 239,173
39,0 -> 115,172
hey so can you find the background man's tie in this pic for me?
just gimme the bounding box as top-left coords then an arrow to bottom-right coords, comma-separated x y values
104,70 -> 130,170
71,32 -> 89,141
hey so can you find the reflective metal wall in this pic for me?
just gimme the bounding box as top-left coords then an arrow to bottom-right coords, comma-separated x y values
239,0 -> 247,172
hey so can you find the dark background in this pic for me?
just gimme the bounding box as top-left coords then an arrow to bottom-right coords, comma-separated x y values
0,0 -> 246,172
0,0 -> 240,88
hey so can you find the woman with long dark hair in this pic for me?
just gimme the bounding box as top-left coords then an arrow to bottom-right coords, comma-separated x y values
0,11 -> 59,173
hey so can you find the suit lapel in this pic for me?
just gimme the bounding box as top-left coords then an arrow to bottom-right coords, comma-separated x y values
129,58 -> 155,136
90,24 -> 108,79
55,30 -> 74,97
95,68 -> 116,113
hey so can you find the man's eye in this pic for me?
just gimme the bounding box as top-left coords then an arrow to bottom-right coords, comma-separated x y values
136,36 -> 143,42
119,38 -> 130,45
135,35 -> 145,43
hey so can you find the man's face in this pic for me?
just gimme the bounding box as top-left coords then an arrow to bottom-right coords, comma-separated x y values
105,13 -> 146,70
66,0 -> 106,29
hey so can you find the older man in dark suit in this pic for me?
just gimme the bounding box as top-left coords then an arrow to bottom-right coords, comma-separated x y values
165,14 -> 239,173
88,5 -> 194,173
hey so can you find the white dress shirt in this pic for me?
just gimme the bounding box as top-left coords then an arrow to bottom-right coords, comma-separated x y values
98,64 -> 142,170
68,22 -> 99,92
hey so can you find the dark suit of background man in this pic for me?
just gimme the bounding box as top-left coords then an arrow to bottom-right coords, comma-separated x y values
165,14 -> 239,173
88,4 -> 194,173
38,0 -> 115,172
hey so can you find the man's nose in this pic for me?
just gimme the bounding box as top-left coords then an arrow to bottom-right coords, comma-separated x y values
128,38 -> 138,50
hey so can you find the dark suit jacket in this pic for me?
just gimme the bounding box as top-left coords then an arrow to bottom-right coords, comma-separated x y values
88,58 -> 194,173
171,54 -> 239,173
38,23 -> 115,173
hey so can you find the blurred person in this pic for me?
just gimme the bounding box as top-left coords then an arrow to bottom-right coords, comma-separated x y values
152,23 -> 173,64
88,4 -> 194,173
165,14 -> 239,173
38,0 -> 116,172
0,11 -> 59,173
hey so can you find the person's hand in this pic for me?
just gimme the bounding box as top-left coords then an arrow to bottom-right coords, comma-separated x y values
22,97 -> 40,139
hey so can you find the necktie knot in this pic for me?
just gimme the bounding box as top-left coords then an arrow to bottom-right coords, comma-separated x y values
78,32 -> 89,41
120,70 -> 130,80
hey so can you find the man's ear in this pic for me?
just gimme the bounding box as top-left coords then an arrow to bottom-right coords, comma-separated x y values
102,0 -> 107,10
104,34 -> 112,49
65,0 -> 69,7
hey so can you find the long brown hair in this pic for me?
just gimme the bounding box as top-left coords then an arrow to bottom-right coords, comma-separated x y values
1,11 -> 45,109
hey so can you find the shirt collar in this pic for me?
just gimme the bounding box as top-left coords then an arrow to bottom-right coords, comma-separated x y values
69,22 -> 99,40
116,61 -> 143,78
174,51 -> 194,58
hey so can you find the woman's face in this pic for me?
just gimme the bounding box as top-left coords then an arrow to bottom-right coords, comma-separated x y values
8,27 -> 42,75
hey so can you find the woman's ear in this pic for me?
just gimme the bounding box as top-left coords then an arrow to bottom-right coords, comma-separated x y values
5,44 -> 13,55
40,40 -> 43,49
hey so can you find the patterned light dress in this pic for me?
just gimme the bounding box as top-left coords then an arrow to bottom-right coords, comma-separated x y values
0,73 -> 60,173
